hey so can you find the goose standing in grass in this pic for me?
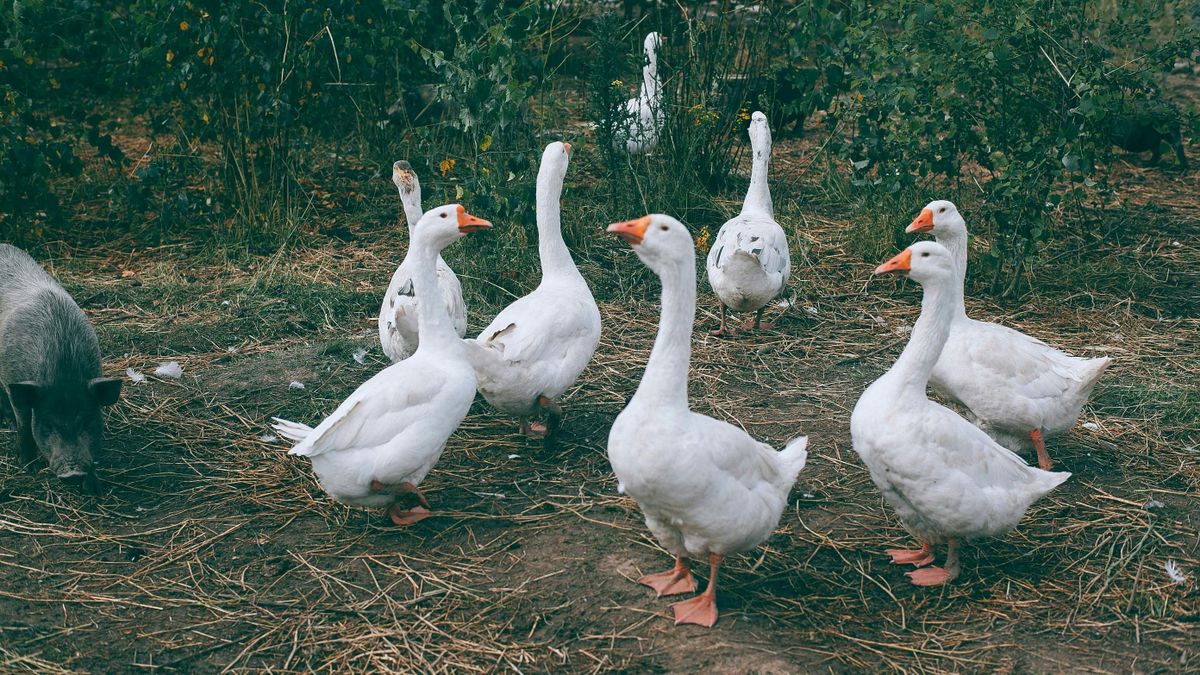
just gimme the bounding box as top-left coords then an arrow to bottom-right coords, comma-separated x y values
706,112 -> 790,335
851,242 -> 1070,586
606,214 -> 808,627
272,205 -> 490,525
378,161 -> 468,362
465,142 -> 600,438
615,32 -> 664,155
906,200 -> 1110,469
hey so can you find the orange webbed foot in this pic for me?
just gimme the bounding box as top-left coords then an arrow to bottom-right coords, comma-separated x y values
906,566 -> 953,586
639,568 -> 697,597
387,504 -> 431,526
670,593 -> 718,627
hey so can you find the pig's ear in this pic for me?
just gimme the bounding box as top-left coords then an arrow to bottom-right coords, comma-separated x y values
89,377 -> 122,406
8,382 -> 40,409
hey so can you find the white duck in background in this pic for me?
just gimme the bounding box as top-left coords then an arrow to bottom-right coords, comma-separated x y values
906,200 -> 1110,469
273,204 -> 491,525
378,161 -> 468,362
615,32 -> 664,155
606,214 -> 808,627
851,242 -> 1070,586
465,142 -> 601,438
706,112 -> 790,335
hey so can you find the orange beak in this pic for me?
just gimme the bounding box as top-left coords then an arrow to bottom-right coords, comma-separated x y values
563,142 -> 572,156
874,248 -> 913,275
607,215 -> 651,245
906,208 -> 934,234
456,205 -> 491,233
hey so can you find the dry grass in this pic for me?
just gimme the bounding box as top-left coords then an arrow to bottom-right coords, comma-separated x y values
2,112 -> 1199,675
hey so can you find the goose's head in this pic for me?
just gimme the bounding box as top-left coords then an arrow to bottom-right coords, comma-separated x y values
749,110 -> 771,152
644,32 -> 664,56
392,160 -> 419,198
607,213 -> 694,274
907,200 -> 966,240
412,204 -> 491,251
538,141 -> 572,183
874,241 -> 956,286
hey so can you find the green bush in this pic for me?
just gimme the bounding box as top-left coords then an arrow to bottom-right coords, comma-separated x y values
834,0 -> 1194,294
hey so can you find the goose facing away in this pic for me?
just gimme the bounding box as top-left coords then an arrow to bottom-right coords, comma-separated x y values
615,32 -> 665,155
378,161 -> 468,362
274,204 -> 490,526
706,111 -> 790,335
906,200 -> 1110,469
606,214 -> 808,626
851,241 -> 1070,586
465,142 -> 601,438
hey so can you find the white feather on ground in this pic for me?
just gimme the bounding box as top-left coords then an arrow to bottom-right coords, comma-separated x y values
154,361 -> 183,379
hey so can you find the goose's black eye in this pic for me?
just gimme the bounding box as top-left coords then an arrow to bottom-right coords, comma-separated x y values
660,225 -> 668,231
921,252 -> 930,257
440,213 -> 448,218
938,208 -> 945,213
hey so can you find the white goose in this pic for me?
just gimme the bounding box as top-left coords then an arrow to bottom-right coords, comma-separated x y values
706,112 -> 790,335
272,204 -> 490,525
606,214 -> 808,627
465,142 -> 601,438
907,200 -> 1110,469
615,32 -> 664,155
851,241 -> 1070,586
378,161 -> 468,362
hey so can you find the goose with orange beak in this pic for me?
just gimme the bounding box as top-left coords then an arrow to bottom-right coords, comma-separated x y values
904,200 -> 1110,470
273,204 -> 491,526
606,213 -> 808,626
850,241 -> 1070,586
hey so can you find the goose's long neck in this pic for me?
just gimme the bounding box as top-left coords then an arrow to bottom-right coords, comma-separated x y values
640,53 -> 660,104
935,230 -> 968,318
742,131 -> 773,216
411,236 -> 459,354
401,190 -> 447,266
400,189 -> 423,232
536,170 -> 579,281
887,278 -> 954,396
634,258 -> 695,406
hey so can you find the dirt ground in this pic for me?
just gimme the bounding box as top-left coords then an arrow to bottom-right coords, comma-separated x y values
2,87 -> 1199,675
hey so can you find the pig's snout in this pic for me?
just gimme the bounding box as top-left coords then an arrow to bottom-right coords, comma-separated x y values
58,468 -> 101,494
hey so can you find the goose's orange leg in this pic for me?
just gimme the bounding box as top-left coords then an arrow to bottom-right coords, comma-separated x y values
1031,428 -> 1052,470
742,307 -> 774,331
372,480 -> 432,526
670,553 -> 722,627
638,555 -> 697,597
710,306 -> 738,336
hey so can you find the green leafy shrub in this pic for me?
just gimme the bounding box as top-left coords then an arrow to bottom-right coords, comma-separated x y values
835,0 -> 1194,294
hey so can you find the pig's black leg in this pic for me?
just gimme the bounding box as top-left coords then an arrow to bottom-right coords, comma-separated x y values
1171,132 -> 1189,171
11,406 -> 40,469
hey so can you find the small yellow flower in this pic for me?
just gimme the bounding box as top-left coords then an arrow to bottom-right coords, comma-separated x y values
480,133 -> 493,152
201,112 -> 209,123
611,79 -> 623,87
179,81 -> 187,90
738,109 -> 750,121
695,226 -> 712,254
166,50 -> 175,63
439,158 -> 456,176
179,20 -> 189,31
